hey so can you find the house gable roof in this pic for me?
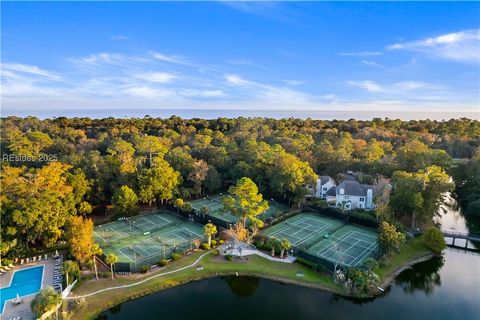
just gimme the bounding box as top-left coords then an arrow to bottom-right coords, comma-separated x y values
326,186 -> 336,196
320,175 -> 335,186
336,180 -> 373,197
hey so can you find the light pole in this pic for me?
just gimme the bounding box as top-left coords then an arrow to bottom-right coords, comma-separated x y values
271,198 -> 278,208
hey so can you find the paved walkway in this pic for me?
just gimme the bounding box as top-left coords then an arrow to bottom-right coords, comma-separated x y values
67,251 -> 212,300
224,247 -> 296,263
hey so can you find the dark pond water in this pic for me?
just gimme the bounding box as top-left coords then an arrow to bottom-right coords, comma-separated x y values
99,195 -> 480,320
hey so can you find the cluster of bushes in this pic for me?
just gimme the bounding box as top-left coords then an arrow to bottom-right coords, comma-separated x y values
349,209 -> 378,224
200,239 -> 224,250
254,238 -> 280,255
159,259 -> 168,267
308,198 -> 329,208
423,227 -> 446,254
155,253 -> 182,269
171,253 -> 182,261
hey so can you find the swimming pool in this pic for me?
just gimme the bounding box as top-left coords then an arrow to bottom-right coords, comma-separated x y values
0,265 -> 44,314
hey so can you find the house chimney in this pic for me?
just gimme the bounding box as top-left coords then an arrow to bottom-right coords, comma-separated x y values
366,188 -> 373,208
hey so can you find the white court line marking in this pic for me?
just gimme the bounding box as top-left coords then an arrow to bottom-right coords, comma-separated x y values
270,217 -> 332,246
295,224 -> 330,246
131,245 -> 151,256
351,242 -> 378,267
316,229 -> 356,256
316,230 -> 377,266
269,217 -> 311,236
143,217 -> 157,227
93,230 -> 105,242
117,248 -> 135,262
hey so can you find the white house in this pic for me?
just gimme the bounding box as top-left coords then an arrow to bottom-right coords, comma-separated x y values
316,176 -> 336,199
335,180 -> 374,211
305,175 -> 336,199
306,173 -> 375,211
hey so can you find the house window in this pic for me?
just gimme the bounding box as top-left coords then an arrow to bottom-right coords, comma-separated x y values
343,196 -> 349,200
323,187 -> 327,191
359,197 -> 365,202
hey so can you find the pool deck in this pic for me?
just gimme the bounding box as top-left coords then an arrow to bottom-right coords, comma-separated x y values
0,258 -> 56,320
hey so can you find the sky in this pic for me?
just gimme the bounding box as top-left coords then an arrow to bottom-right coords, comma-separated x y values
1,1 -> 479,119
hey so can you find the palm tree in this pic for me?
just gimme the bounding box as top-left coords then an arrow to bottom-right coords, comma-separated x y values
174,198 -> 184,214
90,243 -> 103,280
200,206 -> 209,217
61,260 -> 79,286
31,287 -> 62,318
105,253 -> 118,280
279,238 -> 292,258
270,238 -> 278,257
203,223 -> 217,247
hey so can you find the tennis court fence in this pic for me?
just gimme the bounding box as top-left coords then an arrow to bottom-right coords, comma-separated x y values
167,204 -> 233,228
306,206 -> 379,229
109,236 -> 202,273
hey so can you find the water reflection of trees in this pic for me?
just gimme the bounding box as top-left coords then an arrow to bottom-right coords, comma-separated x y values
395,255 -> 444,295
223,276 -> 261,298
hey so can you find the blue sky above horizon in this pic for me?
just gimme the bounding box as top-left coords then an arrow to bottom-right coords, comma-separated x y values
1,1 -> 479,118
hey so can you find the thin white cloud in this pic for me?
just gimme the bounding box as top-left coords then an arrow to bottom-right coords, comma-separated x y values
387,29 -> 480,63
225,74 -> 252,86
283,80 -> 304,86
150,51 -> 191,65
340,51 -> 383,57
348,80 -> 438,93
361,60 -> 383,68
79,53 -> 116,64
224,74 -> 311,103
394,81 -> 434,90
134,72 -> 177,83
347,80 -> 384,92
124,86 -> 177,99
1,63 -> 61,80
221,1 -> 303,26
180,89 -> 224,98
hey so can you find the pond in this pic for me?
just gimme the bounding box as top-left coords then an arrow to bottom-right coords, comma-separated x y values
98,194 -> 480,320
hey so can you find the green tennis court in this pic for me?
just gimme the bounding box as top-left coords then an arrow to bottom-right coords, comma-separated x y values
261,212 -> 379,268
306,224 -> 378,267
261,212 -> 343,247
93,211 -> 177,245
95,211 -> 205,271
190,194 -> 290,225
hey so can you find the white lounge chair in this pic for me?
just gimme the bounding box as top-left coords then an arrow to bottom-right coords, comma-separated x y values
32,256 -> 36,262
20,259 -> 24,265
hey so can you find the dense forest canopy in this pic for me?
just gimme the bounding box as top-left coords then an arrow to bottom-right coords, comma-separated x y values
1,116 -> 479,259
